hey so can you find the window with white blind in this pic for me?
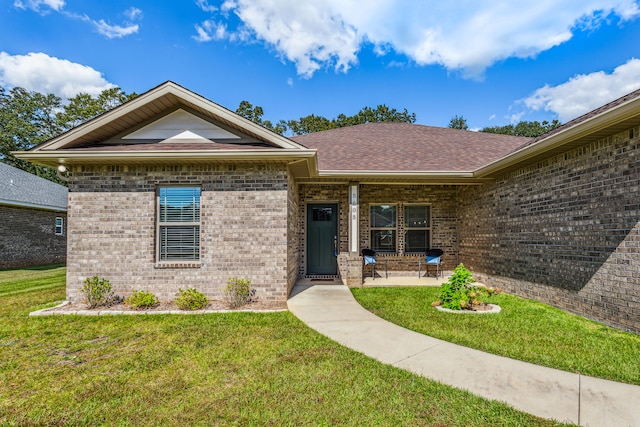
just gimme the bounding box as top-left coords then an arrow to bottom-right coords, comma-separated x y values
157,187 -> 201,261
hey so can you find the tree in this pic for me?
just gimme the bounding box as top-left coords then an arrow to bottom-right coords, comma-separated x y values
56,87 -> 136,129
448,115 -> 468,130
1,86 -> 136,184
0,86 -> 63,183
236,100 -> 287,135
481,120 -> 562,137
286,104 -> 416,136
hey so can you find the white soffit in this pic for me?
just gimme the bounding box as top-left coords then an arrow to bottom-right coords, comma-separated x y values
122,109 -> 241,141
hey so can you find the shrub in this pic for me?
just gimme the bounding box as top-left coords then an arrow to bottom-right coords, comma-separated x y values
223,277 -> 256,308
81,276 -> 117,309
125,290 -> 158,309
175,288 -> 208,310
438,264 -> 476,310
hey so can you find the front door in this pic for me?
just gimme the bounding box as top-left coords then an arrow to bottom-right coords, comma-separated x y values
307,203 -> 338,275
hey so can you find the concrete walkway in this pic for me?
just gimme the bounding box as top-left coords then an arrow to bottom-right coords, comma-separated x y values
287,283 -> 640,426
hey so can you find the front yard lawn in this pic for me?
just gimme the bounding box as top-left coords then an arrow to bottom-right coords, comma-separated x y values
0,266 -> 566,426
352,286 -> 640,385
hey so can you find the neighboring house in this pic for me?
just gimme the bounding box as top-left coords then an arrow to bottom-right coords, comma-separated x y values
0,162 -> 67,269
15,81 -> 640,333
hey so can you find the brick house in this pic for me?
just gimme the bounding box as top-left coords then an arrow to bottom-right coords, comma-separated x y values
0,162 -> 67,269
15,81 -> 640,333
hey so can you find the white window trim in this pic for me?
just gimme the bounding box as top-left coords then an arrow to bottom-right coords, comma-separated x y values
55,216 -> 64,236
156,186 -> 202,263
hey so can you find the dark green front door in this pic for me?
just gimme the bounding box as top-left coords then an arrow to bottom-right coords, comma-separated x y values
307,204 -> 338,275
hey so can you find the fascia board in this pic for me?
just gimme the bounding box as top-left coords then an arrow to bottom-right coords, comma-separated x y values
474,96 -> 640,178
33,82 -> 306,152
0,199 -> 67,212
13,149 -> 317,164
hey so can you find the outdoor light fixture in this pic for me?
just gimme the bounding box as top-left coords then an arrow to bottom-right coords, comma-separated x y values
56,164 -> 69,181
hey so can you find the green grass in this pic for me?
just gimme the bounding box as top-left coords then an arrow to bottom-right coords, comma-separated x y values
0,266 -> 567,426
352,286 -> 640,385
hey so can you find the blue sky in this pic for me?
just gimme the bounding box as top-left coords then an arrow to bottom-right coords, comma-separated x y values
1,0 -> 640,131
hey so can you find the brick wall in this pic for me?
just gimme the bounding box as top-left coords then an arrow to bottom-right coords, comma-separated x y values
0,205 -> 67,269
286,170 -> 299,294
66,164 -> 291,303
458,126 -> 640,333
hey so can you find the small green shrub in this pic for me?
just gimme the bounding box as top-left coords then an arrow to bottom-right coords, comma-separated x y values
125,290 -> 158,309
438,264 -> 476,310
81,276 -> 117,309
175,288 -> 208,310
223,277 -> 256,308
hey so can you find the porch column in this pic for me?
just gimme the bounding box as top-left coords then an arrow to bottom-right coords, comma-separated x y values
349,182 -> 359,253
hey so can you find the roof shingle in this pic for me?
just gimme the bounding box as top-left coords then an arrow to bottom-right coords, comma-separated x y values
292,123 -> 530,172
0,163 -> 67,211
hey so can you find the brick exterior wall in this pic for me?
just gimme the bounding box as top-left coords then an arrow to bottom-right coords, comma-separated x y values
66,164 -> 291,303
286,170 -> 299,295
458,126 -> 640,333
298,183 -> 460,279
0,205 -> 67,269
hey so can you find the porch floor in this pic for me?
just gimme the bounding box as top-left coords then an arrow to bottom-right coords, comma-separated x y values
362,273 -> 448,287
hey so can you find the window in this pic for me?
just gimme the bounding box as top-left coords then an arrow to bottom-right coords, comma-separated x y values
370,205 -> 396,252
55,217 -> 64,235
157,187 -> 201,261
404,205 -> 430,253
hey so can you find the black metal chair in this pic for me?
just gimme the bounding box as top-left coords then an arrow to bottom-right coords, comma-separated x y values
419,248 -> 444,278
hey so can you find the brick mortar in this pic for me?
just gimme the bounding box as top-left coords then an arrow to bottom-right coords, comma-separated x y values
66,164 -> 290,303
0,205 -> 67,269
459,126 -> 640,333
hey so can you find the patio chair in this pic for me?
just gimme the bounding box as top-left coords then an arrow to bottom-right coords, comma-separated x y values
362,248 -> 378,280
419,248 -> 444,279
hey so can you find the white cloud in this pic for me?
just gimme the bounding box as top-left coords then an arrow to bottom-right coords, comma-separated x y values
522,58 -> 640,122
195,0 -> 217,13
13,0 -> 64,12
196,0 -> 640,78
93,19 -> 139,39
0,52 -> 115,98
14,1 -> 141,39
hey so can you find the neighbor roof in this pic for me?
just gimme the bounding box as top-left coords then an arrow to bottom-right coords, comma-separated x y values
292,123 -> 530,172
0,163 -> 67,211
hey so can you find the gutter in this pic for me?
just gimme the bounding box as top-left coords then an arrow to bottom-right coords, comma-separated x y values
474,94 -> 640,178
0,198 -> 67,212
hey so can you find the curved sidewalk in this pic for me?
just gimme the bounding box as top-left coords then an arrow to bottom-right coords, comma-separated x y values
287,284 -> 640,426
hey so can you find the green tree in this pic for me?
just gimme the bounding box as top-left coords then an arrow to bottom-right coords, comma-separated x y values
56,87 -> 136,129
287,104 -> 416,136
0,86 -> 63,183
236,100 -> 287,135
481,120 -> 562,137
237,101 -> 417,136
448,115 -> 468,130
1,86 -> 136,184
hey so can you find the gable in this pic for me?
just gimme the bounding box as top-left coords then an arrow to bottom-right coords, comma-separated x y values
122,109 -> 242,142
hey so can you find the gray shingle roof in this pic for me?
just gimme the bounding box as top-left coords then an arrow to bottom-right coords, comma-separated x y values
0,163 -> 67,211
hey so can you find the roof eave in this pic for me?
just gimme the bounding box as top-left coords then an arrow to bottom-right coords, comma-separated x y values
307,169 -> 491,185
474,94 -> 640,178
0,198 -> 67,212
30,81 -> 307,152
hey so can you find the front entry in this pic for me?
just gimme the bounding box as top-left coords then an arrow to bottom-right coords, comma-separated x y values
307,203 -> 338,275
